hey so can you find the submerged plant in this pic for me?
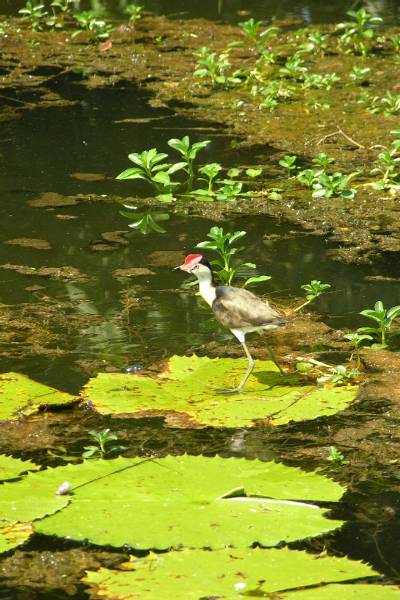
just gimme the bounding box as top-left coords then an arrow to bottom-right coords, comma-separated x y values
279,155 -> 298,177
349,65 -> 371,82
82,429 -> 125,459
311,171 -> 358,199
357,300 -> 400,347
279,53 -> 307,80
119,205 -> 170,234
196,226 -> 270,287
312,153 -> 335,170
328,365 -> 360,385
293,280 -> 331,313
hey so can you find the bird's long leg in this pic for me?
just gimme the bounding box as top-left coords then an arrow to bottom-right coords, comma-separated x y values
265,343 -> 286,377
217,340 -> 254,394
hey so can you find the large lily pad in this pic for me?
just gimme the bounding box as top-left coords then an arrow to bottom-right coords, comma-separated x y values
0,521 -> 33,554
0,454 -> 39,481
0,372 -> 76,420
83,355 -> 358,428
19,455 -> 347,549
82,547 -> 378,599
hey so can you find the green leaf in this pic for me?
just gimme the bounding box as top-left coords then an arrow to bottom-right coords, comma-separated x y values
282,584 -> 400,599
116,168 -> 146,180
0,373 -> 75,421
25,455 -> 345,548
82,355 -> 358,429
0,454 -> 39,481
82,547 -> 380,599
246,168 -> 262,177
243,275 -> 271,287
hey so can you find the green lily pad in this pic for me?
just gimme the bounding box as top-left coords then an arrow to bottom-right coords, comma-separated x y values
0,372 -> 76,420
0,521 -> 33,554
82,547 -> 378,599
23,455 -> 346,549
83,355 -> 358,428
283,584 -> 400,599
0,454 -> 39,481
0,471 -> 70,523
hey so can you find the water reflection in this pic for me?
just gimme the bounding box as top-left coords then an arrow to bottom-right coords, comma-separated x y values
1,0 -> 400,24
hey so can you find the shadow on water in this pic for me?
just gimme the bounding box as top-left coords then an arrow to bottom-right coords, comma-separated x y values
1,59 -> 400,597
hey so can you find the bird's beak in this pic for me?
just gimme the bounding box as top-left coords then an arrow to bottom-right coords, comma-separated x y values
173,263 -> 189,272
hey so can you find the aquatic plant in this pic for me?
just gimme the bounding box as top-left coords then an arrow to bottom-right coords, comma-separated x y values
312,152 -> 335,169
357,301 -> 400,347
337,9 -> 382,56
279,155 -> 298,177
311,171 -> 358,199
279,53 -> 307,80
18,1 -> 48,31
328,365 -> 361,385
349,65 -> 371,82
117,136 -> 261,202
119,206 -> 170,234
327,446 -> 347,465
293,280 -> 331,313
371,142 -> 400,190
125,3 -> 143,24
82,428 -> 125,459
238,18 -> 279,54
364,91 -> 400,116
196,226 -> 270,288
193,47 -> 242,88
72,11 -> 114,41
302,72 -> 340,90
343,332 -> 373,365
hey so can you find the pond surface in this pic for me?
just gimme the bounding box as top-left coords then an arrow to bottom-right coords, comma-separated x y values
1,0 -> 400,25
1,7 -> 400,599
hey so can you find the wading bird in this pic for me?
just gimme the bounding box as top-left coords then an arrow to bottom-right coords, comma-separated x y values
176,254 -> 286,393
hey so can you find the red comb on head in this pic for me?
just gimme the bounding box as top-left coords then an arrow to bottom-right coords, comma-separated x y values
183,254 -> 203,266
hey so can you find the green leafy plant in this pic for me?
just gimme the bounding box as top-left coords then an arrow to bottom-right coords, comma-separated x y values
18,1 -> 48,31
311,171 -> 358,199
167,136 -> 210,190
196,226 -> 270,287
349,65 -> 371,82
72,11 -> 114,41
126,3 -> 143,24
371,141 -> 400,190
337,9 -> 382,56
117,137 -> 261,203
279,155 -> 298,177
305,31 -> 329,53
279,53 -> 307,80
116,147 -> 182,199
296,168 -> 319,187
238,18 -> 279,53
302,72 -> 340,90
82,429 -> 125,459
193,46 -> 242,88
312,152 -> 335,169
293,280 -> 331,312
357,300 -> 400,347
344,332 -> 373,364
328,365 -> 360,385
327,446 -> 347,465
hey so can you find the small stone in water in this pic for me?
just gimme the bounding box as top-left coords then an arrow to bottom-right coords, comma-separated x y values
56,482 -> 72,496
124,364 -> 144,374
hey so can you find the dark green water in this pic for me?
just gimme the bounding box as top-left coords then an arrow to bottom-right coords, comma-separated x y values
1,0 -> 400,25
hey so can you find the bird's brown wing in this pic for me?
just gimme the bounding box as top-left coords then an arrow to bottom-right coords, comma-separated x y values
212,286 -> 285,330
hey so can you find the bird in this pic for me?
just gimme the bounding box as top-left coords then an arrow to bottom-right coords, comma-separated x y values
175,253 -> 286,393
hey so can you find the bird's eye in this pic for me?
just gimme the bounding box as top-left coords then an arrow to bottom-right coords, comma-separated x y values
192,264 -> 199,271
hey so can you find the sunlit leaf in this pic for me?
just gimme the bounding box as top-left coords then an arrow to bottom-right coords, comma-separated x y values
83,548 -> 378,600
29,455 -> 344,549
0,521 -> 33,554
0,454 -> 39,481
0,373 -> 76,421
82,355 -> 358,428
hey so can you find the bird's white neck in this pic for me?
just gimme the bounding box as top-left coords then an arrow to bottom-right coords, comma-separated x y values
196,269 -> 216,307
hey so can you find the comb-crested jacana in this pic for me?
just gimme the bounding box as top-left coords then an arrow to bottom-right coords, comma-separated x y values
176,253 -> 286,392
